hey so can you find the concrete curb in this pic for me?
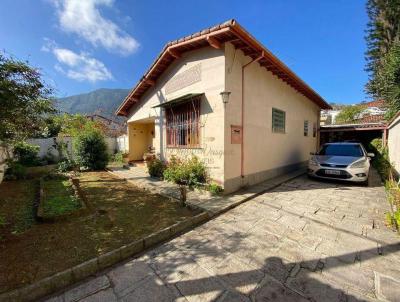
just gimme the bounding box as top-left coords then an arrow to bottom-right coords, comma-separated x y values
0,212 -> 209,302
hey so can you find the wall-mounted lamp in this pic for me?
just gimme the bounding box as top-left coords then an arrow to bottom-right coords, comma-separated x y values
220,91 -> 231,104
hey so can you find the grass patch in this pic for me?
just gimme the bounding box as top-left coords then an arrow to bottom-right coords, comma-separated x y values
12,204 -> 36,234
385,180 -> 400,231
42,176 -> 81,217
0,179 -> 37,238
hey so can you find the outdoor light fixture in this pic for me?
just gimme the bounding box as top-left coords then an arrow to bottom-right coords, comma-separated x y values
220,91 -> 231,104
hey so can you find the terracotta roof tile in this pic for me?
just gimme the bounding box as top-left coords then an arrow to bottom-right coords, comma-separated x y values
116,19 -> 330,116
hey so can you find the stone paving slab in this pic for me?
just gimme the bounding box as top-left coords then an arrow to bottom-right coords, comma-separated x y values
108,166 -> 305,215
44,169 -> 400,302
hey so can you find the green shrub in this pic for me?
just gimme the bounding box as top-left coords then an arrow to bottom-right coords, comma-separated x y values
163,155 -> 207,187
13,142 -> 40,166
369,138 -> 383,152
74,130 -> 108,170
367,138 -> 393,181
110,151 -> 124,164
57,158 -> 77,172
0,215 -> 6,227
43,151 -> 57,165
5,161 -> 27,180
207,183 -> 223,195
148,158 -> 166,178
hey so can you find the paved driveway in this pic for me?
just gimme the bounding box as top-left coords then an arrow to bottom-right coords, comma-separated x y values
46,170 -> 400,302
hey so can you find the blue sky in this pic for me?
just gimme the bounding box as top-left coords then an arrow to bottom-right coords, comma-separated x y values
0,0 -> 369,104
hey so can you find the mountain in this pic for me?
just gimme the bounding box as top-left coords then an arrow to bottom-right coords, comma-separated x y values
56,88 -> 130,120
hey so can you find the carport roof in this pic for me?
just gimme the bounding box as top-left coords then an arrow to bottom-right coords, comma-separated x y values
116,19 -> 331,116
320,122 -> 387,132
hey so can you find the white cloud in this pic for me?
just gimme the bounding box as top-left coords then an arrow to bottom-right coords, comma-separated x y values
51,0 -> 139,55
43,39 -> 113,82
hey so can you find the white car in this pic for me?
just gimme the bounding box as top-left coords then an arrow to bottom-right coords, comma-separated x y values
308,142 -> 374,184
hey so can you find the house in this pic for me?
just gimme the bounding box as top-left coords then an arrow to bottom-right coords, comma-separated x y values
85,114 -> 127,137
360,99 -> 387,116
116,20 -> 331,193
320,109 -> 341,125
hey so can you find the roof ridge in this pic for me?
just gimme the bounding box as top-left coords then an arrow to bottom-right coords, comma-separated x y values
116,19 -> 330,116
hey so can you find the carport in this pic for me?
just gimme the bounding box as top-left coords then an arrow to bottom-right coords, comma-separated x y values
320,122 -> 387,147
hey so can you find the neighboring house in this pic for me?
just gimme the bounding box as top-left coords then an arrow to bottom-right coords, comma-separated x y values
116,19 -> 331,193
360,99 -> 387,116
321,100 -> 387,126
86,114 -> 127,137
320,110 -> 341,125
387,111 -> 400,177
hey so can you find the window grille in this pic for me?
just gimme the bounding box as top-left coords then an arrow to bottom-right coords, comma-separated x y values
304,120 -> 309,136
272,108 -> 286,133
166,98 -> 200,147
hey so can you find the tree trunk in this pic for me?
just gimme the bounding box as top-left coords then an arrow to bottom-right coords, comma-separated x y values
179,185 -> 187,206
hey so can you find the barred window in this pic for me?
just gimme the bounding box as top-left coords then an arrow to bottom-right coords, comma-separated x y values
272,108 -> 286,133
166,99 -> 200,147
304,120 -> 309,136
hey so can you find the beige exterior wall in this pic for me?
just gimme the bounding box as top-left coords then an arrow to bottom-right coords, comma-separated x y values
128,122 -> 155,161
224,43 -> 320,192
388,115 -> 400,175
126,47 -> 226,183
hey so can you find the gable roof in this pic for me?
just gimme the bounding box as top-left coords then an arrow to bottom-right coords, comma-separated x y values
116,19 -> 331,116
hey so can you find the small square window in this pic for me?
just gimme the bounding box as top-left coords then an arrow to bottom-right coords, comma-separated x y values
304,120 -> 309,136
272,108 -> 286,133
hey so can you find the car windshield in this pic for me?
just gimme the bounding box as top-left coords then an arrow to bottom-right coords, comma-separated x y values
318,144 -> 364,157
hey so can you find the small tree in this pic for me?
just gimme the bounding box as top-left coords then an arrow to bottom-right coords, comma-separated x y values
163,156 -> 207,204
0,53 -> 55,149
74,130 -> 108,170
335,105 -> 364,124
13,141 -> 40,166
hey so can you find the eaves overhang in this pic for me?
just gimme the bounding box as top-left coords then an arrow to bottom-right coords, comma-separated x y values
116,19 -> 331,116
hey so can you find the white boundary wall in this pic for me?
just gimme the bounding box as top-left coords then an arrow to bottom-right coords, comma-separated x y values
0,145 -> 10,184
26,137 -> 121,159
388,114 -> 400,176
0,136 -> 126,184
116,135 -> 128,153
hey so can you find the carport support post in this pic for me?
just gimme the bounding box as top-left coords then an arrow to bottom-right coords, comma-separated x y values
383,128 -> 388,147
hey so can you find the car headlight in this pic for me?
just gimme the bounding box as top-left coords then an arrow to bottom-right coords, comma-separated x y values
309,157 -> 319,166
350,159 -> 367,168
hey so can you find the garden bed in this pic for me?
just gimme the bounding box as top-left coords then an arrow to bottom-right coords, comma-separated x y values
0,171 -> 200,294
37,175 -> 84,221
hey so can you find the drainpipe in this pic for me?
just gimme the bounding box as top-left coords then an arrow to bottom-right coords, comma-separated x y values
241,52 -> 264,178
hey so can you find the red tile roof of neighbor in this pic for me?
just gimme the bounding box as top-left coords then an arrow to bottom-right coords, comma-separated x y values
361,99 -> 387,108
116,19 -> 331,116
356,114 -> 386,124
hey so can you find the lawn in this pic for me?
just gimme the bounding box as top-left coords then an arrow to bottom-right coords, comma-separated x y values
41,175 -> 81,218
0,171 -> 200,294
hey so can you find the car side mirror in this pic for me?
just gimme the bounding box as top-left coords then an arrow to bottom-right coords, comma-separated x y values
367,153 -> 375,158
